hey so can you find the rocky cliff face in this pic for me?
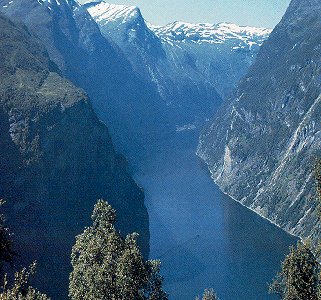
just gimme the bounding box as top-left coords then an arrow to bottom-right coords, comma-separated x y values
151,21 -> 270,100
84,1 -> 270,132
0,0 -> 169,161
0,0 -> 270,164
197,0 -> 321,240
0,14 -> 148,298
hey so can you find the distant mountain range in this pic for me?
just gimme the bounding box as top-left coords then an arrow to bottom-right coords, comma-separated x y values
197,0 -> 321,241
84,1 -> 270,138
0,0 -> 269,159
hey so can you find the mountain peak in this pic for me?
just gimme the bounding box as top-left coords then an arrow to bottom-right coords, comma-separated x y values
289,0 -> 321,9
150,21 -> 271,46
281,0 -> 321,22
83,1 -> 142,25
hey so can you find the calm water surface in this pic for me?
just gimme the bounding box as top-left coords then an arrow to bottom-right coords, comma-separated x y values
133,131 -> 297,300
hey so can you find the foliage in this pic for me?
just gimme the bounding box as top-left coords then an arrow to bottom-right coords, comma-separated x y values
69,199 -> 167,300
115,233 -> 147,299
269,241 -> 320,300
195,288 -> 219,300
0,262 -> 49,300
144,260 -> 168,300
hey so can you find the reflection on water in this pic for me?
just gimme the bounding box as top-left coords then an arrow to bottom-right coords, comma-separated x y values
133,131 -> 297,300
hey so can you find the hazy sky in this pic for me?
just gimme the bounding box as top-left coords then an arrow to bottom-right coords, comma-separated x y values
87,0 -> 292,28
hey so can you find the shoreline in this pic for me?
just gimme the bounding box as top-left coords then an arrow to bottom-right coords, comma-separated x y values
197,151 -> 300,240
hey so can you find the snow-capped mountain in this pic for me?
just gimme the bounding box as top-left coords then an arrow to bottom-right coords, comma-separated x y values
86,2 -> 141,25
197,0 -> 321,241
85,1 -> 163,58
85,1 -> 270,106
151,21 -> 270,46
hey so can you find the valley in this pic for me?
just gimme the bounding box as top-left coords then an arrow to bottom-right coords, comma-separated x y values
133,130 -> 297,299
0,0 -> 318,299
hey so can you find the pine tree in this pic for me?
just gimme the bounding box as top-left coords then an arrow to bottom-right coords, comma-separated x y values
69,199 -> 168,300
69,200 -> 124,300
269,241 -> 320,300
144,260 -> 168,300
116,233 -> 147,299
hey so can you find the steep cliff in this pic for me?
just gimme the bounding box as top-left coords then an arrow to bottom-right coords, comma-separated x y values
0,0 -> 270,165
84,1 -> 270,132
0,0 -> 169,161
0,14 -> 148,298
197,0 -> 321,239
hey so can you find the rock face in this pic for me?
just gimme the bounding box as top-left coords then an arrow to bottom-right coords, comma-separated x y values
197,0 -> 321,240
0,14 -> 148,298
0,0 -> 270,164
84,1 -> 270,131
151,21 -> 270,100
0,0 -> 168,161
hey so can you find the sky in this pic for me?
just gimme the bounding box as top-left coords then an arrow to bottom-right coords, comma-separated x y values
83,0 -> 292,28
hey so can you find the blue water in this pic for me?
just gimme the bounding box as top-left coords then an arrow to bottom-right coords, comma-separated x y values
133,131 -> 297,300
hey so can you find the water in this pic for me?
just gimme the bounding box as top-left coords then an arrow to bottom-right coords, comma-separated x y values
133,131 -> 297,300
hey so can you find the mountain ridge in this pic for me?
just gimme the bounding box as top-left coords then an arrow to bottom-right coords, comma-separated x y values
150,21 -> 270,46
197,0 -> 321,240
84,0 -> 270,137
0,11 -> 149,298
0,0 -> 172,162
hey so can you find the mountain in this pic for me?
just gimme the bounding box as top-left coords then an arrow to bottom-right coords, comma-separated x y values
0,0 -> 270,165
0,0 -> 170,162
0,13 -> 148,298
197,0 -> 321,240
151,21 -> 270,99
84,1 -> 270,126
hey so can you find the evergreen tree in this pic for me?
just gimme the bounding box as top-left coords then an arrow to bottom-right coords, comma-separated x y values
269,241 -> 320,300
69,200 -> 124,300
144,260 -> 168,300
69,199 -> 168,300
116,233 -> 147,299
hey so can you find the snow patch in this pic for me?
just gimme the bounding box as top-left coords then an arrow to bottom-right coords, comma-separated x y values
150,21 -> 271,46
86,1 -> 140,25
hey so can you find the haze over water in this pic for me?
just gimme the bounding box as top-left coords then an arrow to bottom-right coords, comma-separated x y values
134,130 -> 297,299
